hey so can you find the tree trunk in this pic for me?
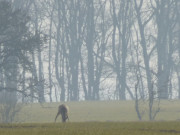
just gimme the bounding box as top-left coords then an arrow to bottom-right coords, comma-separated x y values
33,1 -> 45,103
134,0 -> 154,120
86,0 -> 95,100
48,5 -> 54,102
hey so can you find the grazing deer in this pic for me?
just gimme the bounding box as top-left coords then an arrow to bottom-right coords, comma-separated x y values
55,104 -> 69,123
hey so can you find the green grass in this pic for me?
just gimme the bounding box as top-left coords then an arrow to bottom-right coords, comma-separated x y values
14,100 -> 180,123
1,122 -> 180,135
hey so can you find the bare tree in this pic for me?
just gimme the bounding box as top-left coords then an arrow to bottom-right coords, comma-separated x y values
110,0 -> 134,100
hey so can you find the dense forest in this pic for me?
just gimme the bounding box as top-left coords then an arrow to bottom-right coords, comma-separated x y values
0,0 -> 179,103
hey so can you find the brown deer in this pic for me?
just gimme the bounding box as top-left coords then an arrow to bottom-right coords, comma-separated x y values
55,104 -> 69,123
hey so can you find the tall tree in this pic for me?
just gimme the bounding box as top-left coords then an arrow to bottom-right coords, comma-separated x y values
154,0 -> 174,99
110,0 -> 133,100
134,0 -> 156,120
31,0 -> 45,102
86,0 -> 95,100
0,1 -> 42,122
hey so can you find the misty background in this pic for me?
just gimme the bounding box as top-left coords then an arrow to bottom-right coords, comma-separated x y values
0,0 -> 180,123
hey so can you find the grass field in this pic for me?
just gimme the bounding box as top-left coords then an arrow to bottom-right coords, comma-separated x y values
14,100 -> 180,123
1,100 -> 180,135
1,122 -> 180,135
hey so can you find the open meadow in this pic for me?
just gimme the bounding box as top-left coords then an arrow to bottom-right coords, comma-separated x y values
1,100 -> 180,135
14,100 -> 180,122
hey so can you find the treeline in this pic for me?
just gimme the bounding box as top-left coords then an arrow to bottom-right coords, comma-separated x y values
0,0 -> 180,103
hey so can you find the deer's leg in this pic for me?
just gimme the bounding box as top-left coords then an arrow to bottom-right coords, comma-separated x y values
61,112 -> 67,122
66,114 -> 69,121
55,111 -> 61,122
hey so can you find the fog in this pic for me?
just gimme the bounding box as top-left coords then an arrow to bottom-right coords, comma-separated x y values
0,0 -> 179,123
